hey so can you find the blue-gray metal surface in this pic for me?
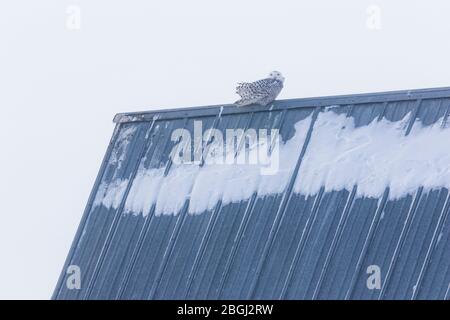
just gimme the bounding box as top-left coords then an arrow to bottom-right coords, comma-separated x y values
54,87 -> 450,300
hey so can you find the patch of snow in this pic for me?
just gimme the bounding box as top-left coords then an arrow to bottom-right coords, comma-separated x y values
186,119 -> 310,214
121,115 -> 312,215
155,165 -> 199,215
109,126 -> 137,174
294,111 -> 450,200
93,179 -> 129,210
124,168 -> 164,216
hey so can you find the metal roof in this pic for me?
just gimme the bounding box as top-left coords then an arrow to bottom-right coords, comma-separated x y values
54,87 -> 450,300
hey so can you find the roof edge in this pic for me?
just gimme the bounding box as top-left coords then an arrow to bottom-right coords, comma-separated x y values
113,86 -> 450,123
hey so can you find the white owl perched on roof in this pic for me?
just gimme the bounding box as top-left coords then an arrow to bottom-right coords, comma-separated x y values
234,71 -> 285,107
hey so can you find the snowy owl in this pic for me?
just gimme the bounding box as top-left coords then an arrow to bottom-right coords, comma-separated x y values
234,71 -> 285,107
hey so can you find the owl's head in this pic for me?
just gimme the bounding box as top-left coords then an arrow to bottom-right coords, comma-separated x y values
269,71 -> 285,82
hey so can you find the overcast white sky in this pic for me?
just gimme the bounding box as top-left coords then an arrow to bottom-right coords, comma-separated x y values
1,0 -> 450,299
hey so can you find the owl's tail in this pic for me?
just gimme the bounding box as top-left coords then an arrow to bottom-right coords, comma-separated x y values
233,99 -> 249,107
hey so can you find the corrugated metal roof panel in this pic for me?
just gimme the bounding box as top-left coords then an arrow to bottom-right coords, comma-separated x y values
54,87 -> 450,300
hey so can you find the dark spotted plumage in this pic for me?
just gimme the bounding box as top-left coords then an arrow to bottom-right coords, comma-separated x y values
234,72 -> 284,107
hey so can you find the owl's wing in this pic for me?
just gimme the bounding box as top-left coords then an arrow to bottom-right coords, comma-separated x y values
235,82 -> 248,96
236,78 -> 273,97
